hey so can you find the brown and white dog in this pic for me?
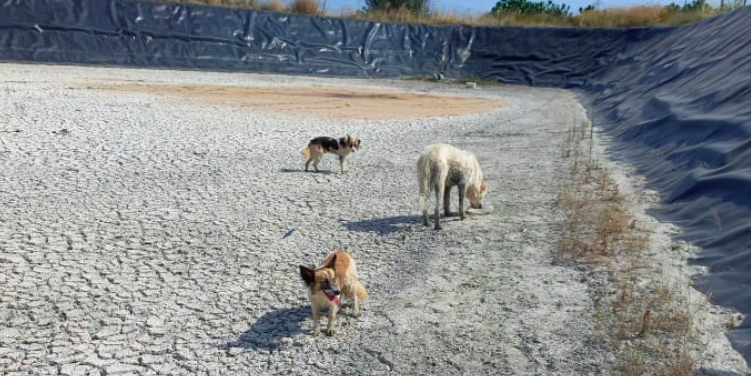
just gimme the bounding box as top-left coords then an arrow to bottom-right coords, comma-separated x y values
299,250 -> 367,336
417,143 -> 488,230
301,135 -> 361,174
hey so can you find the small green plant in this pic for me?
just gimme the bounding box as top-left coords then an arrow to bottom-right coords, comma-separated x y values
492,0 -> 572,16
364,0 -> 430,13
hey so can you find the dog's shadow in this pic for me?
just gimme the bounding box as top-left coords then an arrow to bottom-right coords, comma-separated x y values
342,214 -> 467,234
280,168 -> 333,175
225,306 -> 309,351
342,215 -> 424,234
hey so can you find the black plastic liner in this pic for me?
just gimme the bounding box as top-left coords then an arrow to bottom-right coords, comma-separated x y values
1,0 -> 751,364
0,0 -> 461,77
0,0 -> 664,83
583,8 -> 751,361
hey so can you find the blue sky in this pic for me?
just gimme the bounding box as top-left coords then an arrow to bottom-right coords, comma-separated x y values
322,0 -> 710,13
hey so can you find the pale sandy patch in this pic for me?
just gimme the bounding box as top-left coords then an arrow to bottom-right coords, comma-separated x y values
84,82 -> 504,121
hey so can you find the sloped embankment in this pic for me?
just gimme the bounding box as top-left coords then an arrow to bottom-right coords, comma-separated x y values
582,7 -> 751,360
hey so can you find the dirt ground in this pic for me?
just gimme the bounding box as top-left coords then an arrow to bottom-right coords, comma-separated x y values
85,82 -> 503,121
0,63 -> 747,376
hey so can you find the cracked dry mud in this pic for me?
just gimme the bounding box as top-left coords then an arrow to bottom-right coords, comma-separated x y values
1,64 -> 605,375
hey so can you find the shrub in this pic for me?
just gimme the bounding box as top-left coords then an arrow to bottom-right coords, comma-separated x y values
578,6 -> 663,27
260,0 -> 285,12
364,0 -> 430,14
492,0 -> 572,17
289,0 -> 320,15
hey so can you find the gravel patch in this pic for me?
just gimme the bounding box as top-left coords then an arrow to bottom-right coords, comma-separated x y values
1,63 -> 606,375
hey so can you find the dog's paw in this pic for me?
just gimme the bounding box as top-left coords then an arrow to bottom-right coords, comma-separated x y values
325,328 -> 336,336
352,310 -> 361,318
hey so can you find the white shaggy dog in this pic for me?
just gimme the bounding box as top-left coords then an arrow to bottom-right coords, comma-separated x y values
417,143 -> 488,230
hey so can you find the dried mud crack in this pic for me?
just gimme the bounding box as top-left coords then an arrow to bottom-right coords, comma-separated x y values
0,63 -> 746,376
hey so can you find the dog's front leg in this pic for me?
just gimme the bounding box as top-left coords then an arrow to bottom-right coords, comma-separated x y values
312,306 -> 321,336
458,184 -> 466,221
434,186 -> 443,230
339,155 -> 345,174
443,185 -> 452,217
326,305 -> 338,336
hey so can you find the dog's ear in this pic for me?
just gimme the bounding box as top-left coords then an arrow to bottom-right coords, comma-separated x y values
299,265 -> 315,286
466,184 -> 477,201
322,253 -> 338,269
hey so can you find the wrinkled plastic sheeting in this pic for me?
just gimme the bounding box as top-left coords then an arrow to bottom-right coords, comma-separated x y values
3,0 -> 751,364
0,0 -> 449,76
0,0 -> 660,84
462,25 -> 664,87
583,6 -> 751,361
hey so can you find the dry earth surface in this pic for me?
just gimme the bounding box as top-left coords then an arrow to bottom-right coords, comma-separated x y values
0,63 -> 747,376
84,82 -> 502,121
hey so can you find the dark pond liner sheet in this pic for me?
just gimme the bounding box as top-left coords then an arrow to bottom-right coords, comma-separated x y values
1,0 -> 750,363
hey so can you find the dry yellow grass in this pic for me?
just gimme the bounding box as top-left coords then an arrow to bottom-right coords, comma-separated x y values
155,0 -> 260,9
261,0 -> 285,12
578,6 -> 663,27
558,121 -> 699,376
577,6 -> 714,27
288,0 -> 320,15
142,0 -> 726,27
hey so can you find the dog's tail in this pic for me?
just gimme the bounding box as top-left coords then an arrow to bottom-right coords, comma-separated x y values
301,147 -> 311,159
355,281 -> 368,301
417,154 -> 432,211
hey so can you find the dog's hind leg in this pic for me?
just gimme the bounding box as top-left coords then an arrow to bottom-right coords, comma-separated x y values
443,185 -> 452,217
419,186 -> 430,227
434,184 -> 444,230
305,158 -> 313,172
421,197 -> 430,227
351,293 -> 360,317
313,157 -> 321,172
433,169 -> 448,230
458,183 -> 467,220
418,156 -> 432,227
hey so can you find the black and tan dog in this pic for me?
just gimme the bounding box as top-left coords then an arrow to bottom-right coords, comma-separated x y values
301,135 -> 361,174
